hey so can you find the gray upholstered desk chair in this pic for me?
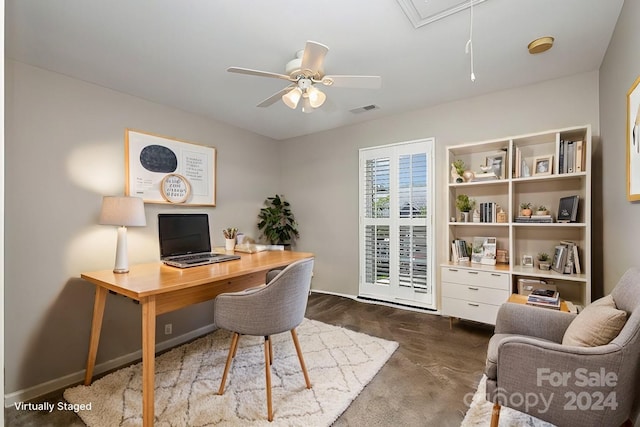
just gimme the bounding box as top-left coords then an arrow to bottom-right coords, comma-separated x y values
485,267 -> 640,427
214,258 -> 314,422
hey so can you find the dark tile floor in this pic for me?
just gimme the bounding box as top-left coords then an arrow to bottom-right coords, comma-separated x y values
5,293 -> 493,426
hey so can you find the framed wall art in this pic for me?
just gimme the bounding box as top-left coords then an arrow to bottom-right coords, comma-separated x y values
125,129 -> 217,205
627,75 -> 640,201
532,155 -> 553,176
485,153 -> 506,179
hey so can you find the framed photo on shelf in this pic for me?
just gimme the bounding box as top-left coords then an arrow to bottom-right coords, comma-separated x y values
486,153 -> 506,179
522,254 -> 534,267
626,75 -> 640,201
557,195 -> 579,222
533,155 -> 553,176
125,129 -> 217,205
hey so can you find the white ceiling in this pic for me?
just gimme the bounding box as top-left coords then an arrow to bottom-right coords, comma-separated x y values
6,0 -> 624,140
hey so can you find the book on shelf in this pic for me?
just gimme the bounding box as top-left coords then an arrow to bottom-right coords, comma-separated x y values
558,139 -> 585,174
472,172 -> 498,182
527,288 -> 560,302
560,240 -> 582,274
514,215 -> 553,223
479,202 -> 497,223
527,298 -> 561,310
451,239 -> 469,262
552,245 -> 568,273
557,195 -> 579,222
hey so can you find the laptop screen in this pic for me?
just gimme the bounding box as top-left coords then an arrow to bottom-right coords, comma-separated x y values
158,214 -> 212,257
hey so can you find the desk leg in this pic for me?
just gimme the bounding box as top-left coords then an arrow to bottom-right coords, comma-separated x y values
142,296 -> 156,427
84,286 -> 107,385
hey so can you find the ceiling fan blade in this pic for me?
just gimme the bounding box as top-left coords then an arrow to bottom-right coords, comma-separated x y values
256,84 -> 296,107
300,41 -> 329,76
322,75 -> 382,89
227,67 -> 292,82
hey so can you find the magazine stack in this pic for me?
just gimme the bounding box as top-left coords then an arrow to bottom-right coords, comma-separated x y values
526,288 -> 561,310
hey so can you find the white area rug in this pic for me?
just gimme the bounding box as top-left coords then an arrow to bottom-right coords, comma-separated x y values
462,375 -> 555,427
64,318 -> 398,426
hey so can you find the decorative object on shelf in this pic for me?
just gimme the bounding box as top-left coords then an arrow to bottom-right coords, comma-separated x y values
462,170 -> 475,182
534,205 -> 549,216
471,238 -> 484,264
479,165 -> 492,173
519,202 -> 532,217
496,249 -> 508,264
521,160 -> 531,177
452,159 -> 466,183
99,196 -> 147,274
257,194 -> 299,246
481,237 -> 497,265
125,129 -> 217,205
557,195 -> 579,223
485,152 -> 506,179
537,252 -> 551,270
223,228 -> 238,251
627,75 -> 640,201
533,155 -> 553,176
496,206 -> 507,223
456,194 -> 475,222
472,209 -> 481,222
522,254 -> 534,267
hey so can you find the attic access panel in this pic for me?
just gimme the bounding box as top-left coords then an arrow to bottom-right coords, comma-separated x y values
396,0 -> 488,28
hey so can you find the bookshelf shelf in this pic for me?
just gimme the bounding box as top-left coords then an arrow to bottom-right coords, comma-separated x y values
442,125 -> 591,325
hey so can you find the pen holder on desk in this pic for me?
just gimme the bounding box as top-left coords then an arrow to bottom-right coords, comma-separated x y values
225,238 -> 236,251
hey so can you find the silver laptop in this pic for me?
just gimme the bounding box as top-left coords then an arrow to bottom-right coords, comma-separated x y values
158,213 -> 240,268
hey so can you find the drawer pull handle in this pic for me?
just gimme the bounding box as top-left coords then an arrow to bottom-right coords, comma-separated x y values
468,303 -> 480,307
414,289 -> 429,294
468,287 -> 479,291
467,271 -> 479,275
491,273 -> 502,277
448,269 -> 459,272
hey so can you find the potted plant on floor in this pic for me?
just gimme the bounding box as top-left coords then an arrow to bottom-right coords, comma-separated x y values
257,194 -> 299,247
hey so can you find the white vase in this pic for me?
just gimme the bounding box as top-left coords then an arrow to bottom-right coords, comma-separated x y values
461,212 -> 470,222
225,238 -> 235,251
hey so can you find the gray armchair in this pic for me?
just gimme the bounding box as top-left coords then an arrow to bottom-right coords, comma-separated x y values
485,268 -> 640,427
214,258 -> 314,422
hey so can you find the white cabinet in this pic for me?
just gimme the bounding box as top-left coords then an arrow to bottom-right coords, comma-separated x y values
442,125 -> 591,325
441,266 -> 510,325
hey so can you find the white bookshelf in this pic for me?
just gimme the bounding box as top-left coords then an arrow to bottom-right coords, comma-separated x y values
442,125 -> 591,325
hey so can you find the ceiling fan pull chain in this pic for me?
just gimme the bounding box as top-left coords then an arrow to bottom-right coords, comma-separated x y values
465,0 -> 476,82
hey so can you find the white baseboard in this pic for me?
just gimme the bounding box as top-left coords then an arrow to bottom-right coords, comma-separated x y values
4,323 -> 218,408
311,288 -> 441,315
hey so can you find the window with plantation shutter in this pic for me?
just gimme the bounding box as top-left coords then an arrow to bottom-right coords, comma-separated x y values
359,139 -> 435,310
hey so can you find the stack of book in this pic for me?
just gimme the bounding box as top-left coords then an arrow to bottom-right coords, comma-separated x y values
451,239 -> 469,262
527,288 -> 561,310
514,215 -> 553,223
558,139 -> 586,174
551,240 -> 582,274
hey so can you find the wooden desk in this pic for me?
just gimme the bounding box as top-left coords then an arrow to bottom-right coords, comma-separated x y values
81,251 -> 314,427
508,293 -> 570,312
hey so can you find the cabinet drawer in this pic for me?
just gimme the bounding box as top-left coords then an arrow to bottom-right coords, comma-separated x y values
442,297 -> 501,325
441,267 -> 509,290
442,282 -> 509,305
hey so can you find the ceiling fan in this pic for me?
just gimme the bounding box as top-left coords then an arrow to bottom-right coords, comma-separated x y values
227,41 -> 382,113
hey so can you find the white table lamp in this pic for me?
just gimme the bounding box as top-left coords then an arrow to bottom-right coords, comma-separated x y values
99,196 -> 146,273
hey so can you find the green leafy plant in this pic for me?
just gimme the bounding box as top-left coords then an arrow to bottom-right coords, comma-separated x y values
257,194 -> 299,245
520,202 -> 532,210
456,194 -> 475,212
538,252 -> 550,262
453,159 -> 466,176
536,205 -> 547,211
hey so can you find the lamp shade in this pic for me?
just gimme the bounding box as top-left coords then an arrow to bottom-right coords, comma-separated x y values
282,87 -> 303,109
307,86 -> 326,108
99,196 -> 146,227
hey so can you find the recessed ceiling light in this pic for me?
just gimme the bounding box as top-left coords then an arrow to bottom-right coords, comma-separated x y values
528,36 -> 554,54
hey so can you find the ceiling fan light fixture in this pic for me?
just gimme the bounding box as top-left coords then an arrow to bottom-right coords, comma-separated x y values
307,86 -> 326,108
282,87 -> 302,109
301,94 -> 314,114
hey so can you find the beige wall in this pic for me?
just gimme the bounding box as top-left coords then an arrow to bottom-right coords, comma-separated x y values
600,0 -> 640,293
281,71 -> 600,297
4,61 -> 280,396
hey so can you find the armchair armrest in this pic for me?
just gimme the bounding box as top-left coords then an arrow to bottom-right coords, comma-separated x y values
493,337 -> 627,426
495,302 -> 576,343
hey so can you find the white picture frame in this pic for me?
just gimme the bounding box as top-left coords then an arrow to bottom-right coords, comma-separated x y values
522,254 -> 534,267
486,153 -> 506,179
533,155 -> 553,176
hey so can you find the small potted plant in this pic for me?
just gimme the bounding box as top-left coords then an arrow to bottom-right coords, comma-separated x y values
535,205 -> 549,216
451,159 -> 466,183
456,194 -> 476,222
537,252 -> 551,270
520,202 -> 532,217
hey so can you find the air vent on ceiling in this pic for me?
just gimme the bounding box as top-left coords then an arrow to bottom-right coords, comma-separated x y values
350,104 -> 380,114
